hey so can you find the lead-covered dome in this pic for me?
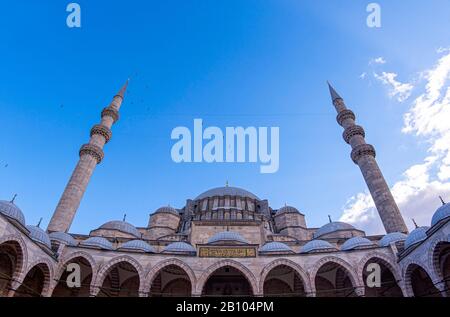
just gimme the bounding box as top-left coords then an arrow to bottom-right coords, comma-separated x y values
99,220 -> 141,238
404,227 -> 429,249
313,222 -> 355,239
195,186 -> 259,200
431,203 -> 450,227
341,237 -> 373,251
208,231 -> 248,244
80,237 -> 114,250
49,232 -> 78,246
27,226 -> 51,248
259,242 -> 293,253
119,240 -> 155,253
162,242 -> 196,254
0,200 -> 25,226
276,206 -> 302,215
300,240 -> 337,253
378,232 -> 407,247
154,206 -> 179,215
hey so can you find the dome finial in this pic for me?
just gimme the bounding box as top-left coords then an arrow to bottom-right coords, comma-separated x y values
412,218 -> 419,229
328,215 -> 332,223
37,217 -> 43,228
225,180 -> 229,187
10,194 -> 17,204
123,213 -> 127,222
439,196 -> 446,205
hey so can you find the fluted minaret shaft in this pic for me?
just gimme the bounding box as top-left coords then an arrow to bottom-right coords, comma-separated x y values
328,83 -> 408,234
47,81 -> 128,233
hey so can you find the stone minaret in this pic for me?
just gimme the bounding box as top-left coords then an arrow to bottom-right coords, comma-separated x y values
328,82 -> 408,234
47,81 -> 128,233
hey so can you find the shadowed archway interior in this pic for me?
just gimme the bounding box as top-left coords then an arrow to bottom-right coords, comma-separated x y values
150,265 -> 192,297
202,266 -> 253,297
263,265 -> 306,297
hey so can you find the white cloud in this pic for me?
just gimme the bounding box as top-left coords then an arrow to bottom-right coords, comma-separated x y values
340,50 -> 450,234
374,72 -> 414,102
359,72 -> 367,80
370,57 -> 387,65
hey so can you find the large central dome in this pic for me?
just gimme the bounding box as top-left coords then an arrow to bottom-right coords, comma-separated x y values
195,186 -> 260,200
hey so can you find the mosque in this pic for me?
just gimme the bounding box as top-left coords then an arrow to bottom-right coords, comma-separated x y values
0,82 -> 449,297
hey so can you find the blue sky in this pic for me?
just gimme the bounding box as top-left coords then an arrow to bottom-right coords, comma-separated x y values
1,0 -> 450,235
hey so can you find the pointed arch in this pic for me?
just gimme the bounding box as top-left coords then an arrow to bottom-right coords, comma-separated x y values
144,258 -> 196,295
196,259 -> 258,295
93,255 -> 145,296
0,234 -> 28,295
309,256 -> 362,296
16,258 -> 54,297
259,258 -> 312,295
50,251 -> 97,297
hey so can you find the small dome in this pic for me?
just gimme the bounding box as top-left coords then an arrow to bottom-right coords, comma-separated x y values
276,206 -> 302,215
195,186 -> 259,200
0,200 -> 25,226
163,242 -> 196,254
431,203 -> 450,227
341,237 -> 374,251
154,206 -> 179,215
99,220 -> 141,238
404,227 -> 429,249
80,237 -> 114,250
119,240 -> 155,253
27,226 -> 51,248
259,242 -> 293,253
301,240 -> 337,253
313,222 -> 356,239
49,232 -> 78,246
378,232 -> 408,247
208,231 -> 248,244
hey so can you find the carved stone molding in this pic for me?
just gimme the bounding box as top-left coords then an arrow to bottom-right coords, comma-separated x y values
101,106 -> 120,123
351,144 -> 376,164
79,144 -> 104,164
90,124 -> 112,143
343,125 -> 365,144
336,109 -> 356,126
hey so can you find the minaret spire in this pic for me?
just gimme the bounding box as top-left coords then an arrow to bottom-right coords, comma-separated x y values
328,82 -> 408,234
47,80 -> 128,233
327,81 -> 343,103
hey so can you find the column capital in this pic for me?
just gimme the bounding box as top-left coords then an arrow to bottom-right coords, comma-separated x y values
351,144 -> 376,164
79,143 -> 104,164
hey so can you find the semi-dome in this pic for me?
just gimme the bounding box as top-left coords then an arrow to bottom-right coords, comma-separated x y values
80,237 -> 114,250
154,206 -> 179,215
99,220 -> 141,238
378,232 -> 407,247
313,222 -> 356,239
27,226 -> 51,248
431,203 -> 450,227
301,240 -> 337,253
0,200 -> 25,226
208,231 -> 248,244
259,242 -> 293,253
341,237 -> 374,251
119,240 -> 155,253
162,242 -> 196,254
404,227 -> 429,249
49,232 -> 78,246
276,206 -> 302,215
195,186 -> 259,200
